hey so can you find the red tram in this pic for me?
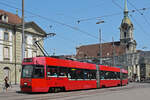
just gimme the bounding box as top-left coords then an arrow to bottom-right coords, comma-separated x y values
20,56 -> 128,92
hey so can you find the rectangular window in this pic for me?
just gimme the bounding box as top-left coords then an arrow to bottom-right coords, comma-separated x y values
4,32 -> 9,41
22,65 -> 33,78
76,69 -> 84,79
122,73 -> 128,79
83,70 -> 91,80
32,51 -> 37,57
25,50 -> 28,58
0,15 -> 2,20
58,67 -> 68,77
117,72 -> 120,79
47,66 -> 59,77
22,65 -> 44,78
100,71 -> 106,79
89,70 -> 96,79
32,37 -> 37,44
100,71 -> 120,80
46,66 -> 97,80
25,36 -> 27,44
33,65 -> 44,78
4,47 -> 9,60
68,68 -> 78,79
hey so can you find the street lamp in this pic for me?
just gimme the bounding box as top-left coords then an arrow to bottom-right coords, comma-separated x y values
96,20 -> 104,24
96,20 -> 105,64
46,33 -> 56,37
35,33 -> 56,43
22,0 -> 25,61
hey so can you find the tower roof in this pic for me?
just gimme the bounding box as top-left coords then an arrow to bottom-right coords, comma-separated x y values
122,17 -> 133,26
121,0 -> 133,26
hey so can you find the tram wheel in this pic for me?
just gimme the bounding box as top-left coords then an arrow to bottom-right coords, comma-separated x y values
48,87 -> 54,93
54,88 -> 58,93
49,87 -> 65,93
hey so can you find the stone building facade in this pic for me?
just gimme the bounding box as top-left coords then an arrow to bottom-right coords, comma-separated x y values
0,10 -> 46,84
138,51 -> 150,81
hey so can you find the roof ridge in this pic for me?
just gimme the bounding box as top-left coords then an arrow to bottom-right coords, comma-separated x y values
79,41 -> 120,47
0,9 -> 22,24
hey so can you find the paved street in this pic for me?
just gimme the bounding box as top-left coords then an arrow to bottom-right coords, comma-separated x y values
0,83 -> 150,100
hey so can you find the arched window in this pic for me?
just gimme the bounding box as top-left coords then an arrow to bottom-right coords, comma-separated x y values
124,32 -> 127,38
3,67 -> 10,78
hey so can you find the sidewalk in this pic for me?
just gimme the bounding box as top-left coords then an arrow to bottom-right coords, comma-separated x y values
0,84 -> 20,93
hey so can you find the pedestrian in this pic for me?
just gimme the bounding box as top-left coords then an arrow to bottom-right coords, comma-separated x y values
4,76 -> 9,92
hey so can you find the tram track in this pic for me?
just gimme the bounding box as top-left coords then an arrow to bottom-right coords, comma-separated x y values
1,83 -> 150,100
21,83 -> 150,100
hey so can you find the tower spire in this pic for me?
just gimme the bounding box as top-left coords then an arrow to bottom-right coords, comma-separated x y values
124,0 -> 128,12
124,0 -> 128,18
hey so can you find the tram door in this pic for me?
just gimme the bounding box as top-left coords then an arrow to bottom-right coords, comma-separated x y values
96,65 -> 100,88
120,69 -> 123,86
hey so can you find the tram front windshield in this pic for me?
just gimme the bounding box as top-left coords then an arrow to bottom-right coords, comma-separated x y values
22,65 -> 44,78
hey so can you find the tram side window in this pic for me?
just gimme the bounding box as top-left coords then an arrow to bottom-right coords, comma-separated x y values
68,68 -> 96,80
103,71 -> 121,79
89,70 -> 96,79
122,73 -> 128,79
33,65 -> 44,78
58,67 -> 68,77
110,71 -> 118,79
77,69 -> 85,79
105,71 -> 110,79
46,66 -> 97,80
68,68 -> 78,79
83,70 -> 90,80
100,71 -> 105,79
76,70 -> 81,79
117,72 -> 120,79
47,66 -> 58,77
111,72 -> 117,79
100,71 -> 120,80
100,71 -> 114,79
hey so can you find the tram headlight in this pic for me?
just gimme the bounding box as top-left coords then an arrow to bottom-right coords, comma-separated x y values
24,82 -> 27,85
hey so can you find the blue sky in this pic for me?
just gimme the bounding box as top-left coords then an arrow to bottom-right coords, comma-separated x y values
0,0 -> 150,55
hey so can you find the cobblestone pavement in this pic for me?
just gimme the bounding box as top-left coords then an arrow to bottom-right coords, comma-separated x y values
0,84 -> 20,93
0,83 -> 150,100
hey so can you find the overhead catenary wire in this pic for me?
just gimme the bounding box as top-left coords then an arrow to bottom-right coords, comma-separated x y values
127,0 -> 143,15
129,15 -> 150,40
142,15 -> 150,28
0,1 -> 85,55
0,1 -> 100,41
112,0 -> 123,10
3,0 -> 19,5
0,1 -> 104,52
77,12 -> 122,23
26,18 -> 80,45
1,1 -> 150,43
127,0 -> 150,28
77,6 -> 150,23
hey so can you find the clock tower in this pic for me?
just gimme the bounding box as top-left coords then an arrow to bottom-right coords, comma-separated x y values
120,0 -> 136,53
